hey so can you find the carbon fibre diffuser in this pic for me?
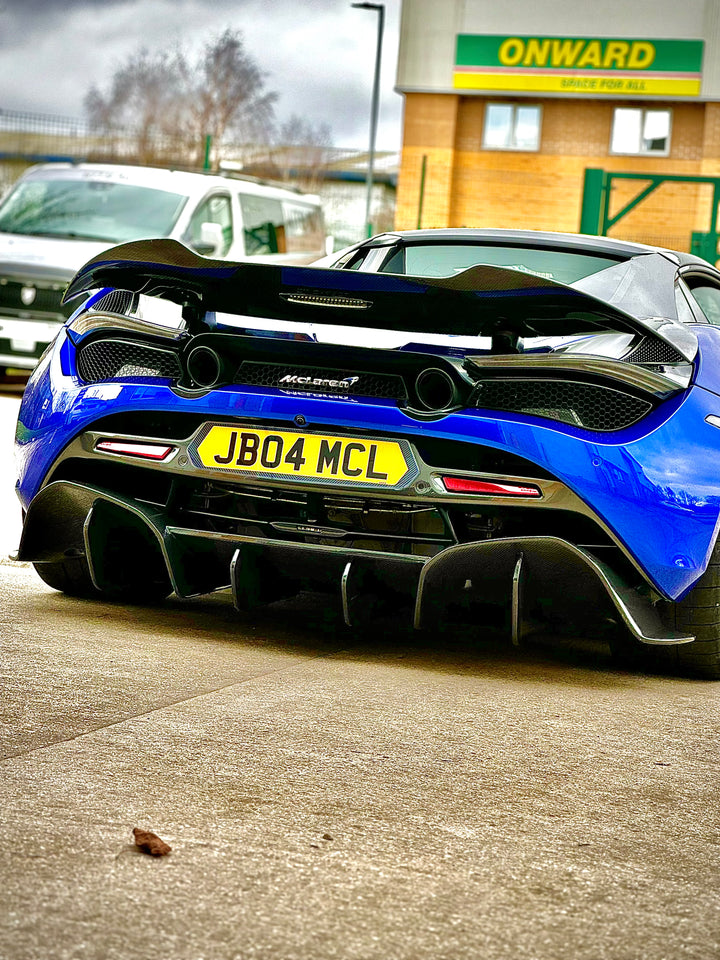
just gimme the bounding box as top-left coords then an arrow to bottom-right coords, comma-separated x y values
19,479 -> 694,647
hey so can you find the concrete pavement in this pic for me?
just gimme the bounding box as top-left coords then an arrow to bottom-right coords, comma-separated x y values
0,392 -> 23,561
1,561 -> 719,960
1,386 -> 719,960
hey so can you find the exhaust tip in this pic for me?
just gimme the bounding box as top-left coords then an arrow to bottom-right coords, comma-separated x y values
414,367 -> 459,412
186,346 -> 223,388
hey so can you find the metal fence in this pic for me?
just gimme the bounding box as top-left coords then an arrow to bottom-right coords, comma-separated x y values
0,107 -> 383,181
0,108 -> 399,247
0,107 -> 240,178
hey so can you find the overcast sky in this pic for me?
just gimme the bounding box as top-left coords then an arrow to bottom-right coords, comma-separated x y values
0,0 -> 403,150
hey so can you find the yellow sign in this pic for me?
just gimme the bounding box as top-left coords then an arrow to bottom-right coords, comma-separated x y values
194,426 -> 414,487
454,74 -> 701,96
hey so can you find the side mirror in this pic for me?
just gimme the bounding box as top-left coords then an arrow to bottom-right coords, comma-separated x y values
194,221 -> 225,257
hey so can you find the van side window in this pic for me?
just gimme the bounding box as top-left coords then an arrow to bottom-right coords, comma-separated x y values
185,193 -> 233,256
240,196 -> 286,255
283,202 -> 325,254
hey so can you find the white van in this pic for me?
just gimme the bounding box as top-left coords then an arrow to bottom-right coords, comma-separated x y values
0,162 -> 328,371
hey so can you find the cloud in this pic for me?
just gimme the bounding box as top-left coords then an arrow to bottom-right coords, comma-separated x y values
0,0 -> 402,149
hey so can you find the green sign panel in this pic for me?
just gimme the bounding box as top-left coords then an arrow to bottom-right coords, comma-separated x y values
454,35 -> 704,96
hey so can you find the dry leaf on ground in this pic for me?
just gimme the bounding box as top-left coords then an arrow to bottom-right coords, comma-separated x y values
132,827 -> 172,857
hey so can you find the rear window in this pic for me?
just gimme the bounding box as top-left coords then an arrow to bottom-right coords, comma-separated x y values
283,201 -> 325,254
239,195 -> 324,256
379,244 -> 622,284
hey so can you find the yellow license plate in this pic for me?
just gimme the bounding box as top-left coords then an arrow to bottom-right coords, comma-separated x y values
194,426 -> 414,487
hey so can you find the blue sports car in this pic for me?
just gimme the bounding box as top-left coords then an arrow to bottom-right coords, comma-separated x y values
14,228 -> 720,677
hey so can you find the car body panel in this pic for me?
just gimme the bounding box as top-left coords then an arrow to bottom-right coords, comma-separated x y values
14,228 -> 720,664
15,324 -> 720,601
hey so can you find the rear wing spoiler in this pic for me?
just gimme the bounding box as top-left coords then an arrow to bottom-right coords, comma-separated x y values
63,238 -> 692,352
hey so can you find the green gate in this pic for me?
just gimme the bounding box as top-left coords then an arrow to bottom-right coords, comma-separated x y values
580,168 -> 720,265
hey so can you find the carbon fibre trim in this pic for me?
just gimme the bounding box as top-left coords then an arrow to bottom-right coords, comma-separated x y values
412,536 -> 693,645
41,422 -> 638,574
465,353 -> 689,394
19,480 -> 696,646
67,311 -> 185,341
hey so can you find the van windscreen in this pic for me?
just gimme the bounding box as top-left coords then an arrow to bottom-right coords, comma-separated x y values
0,177 -> 187,243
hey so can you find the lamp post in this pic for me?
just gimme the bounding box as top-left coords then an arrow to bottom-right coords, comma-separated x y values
352,2 -> 384,238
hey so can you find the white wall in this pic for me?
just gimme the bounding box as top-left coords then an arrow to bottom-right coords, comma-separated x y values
397,0 -> 720,99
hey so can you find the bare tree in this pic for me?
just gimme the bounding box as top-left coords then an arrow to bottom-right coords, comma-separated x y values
84,48 -> 184,147
195,29 -> 277,150
270,114 -> 334,187
84,29 -> 277,167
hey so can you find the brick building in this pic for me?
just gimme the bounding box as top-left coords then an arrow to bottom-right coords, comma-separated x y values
394,0 -> 720,253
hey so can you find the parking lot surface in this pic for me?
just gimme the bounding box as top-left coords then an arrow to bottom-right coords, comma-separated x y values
1,389 -> 719,960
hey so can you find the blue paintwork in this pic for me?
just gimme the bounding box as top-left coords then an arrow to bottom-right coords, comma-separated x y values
691,324 -> 720,397
15,321 -> 720,601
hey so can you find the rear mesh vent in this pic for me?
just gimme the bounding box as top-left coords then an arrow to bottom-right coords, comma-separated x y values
237,361 -> 407,400
91,290 -> 139,316
77,339 -> 181,383
624,338 -> 685,365
473,379 -> 653,432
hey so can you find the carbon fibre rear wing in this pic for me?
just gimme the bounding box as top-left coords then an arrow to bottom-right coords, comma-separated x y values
63,238 -> 694,357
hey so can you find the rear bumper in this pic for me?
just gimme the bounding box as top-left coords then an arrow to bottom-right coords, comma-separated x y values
16,338 -> 720,601
18,480 -> 694,646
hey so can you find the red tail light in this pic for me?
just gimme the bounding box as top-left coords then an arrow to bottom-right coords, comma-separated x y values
95,440 -> 175,461
442,476 -> 541,497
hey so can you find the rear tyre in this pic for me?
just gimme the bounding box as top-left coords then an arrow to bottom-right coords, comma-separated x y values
34,557 -> 171,603
34,557 -> 97,598
613,542 -> 720,679
657,566 -> 720,680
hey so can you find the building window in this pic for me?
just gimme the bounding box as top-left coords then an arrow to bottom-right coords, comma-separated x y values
610,108 -> 671,156
483,103 -> 541,151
